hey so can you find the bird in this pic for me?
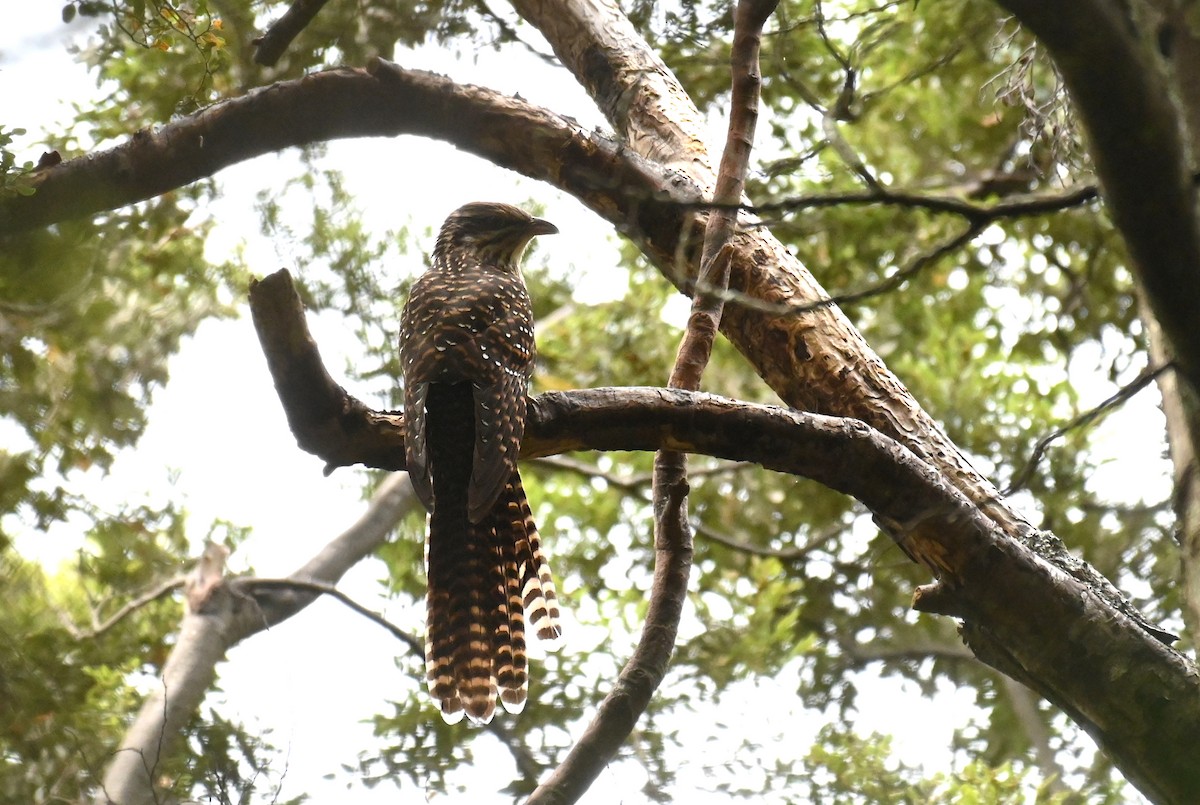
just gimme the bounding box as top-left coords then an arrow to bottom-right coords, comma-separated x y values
399,202 -> 562,725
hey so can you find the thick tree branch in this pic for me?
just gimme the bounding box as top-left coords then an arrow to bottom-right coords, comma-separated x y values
249,268 -> 406,474
0,62 -> 697,238
250,273 -> 1199,805
508,0 -> 1050,591
5,25 -> 1195,798
0,55 -> 1028,552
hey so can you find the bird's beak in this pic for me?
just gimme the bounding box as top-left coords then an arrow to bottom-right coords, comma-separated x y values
528,218 -> 559,237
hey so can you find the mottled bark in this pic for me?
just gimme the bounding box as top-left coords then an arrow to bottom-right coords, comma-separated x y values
511,0 -> 1039,546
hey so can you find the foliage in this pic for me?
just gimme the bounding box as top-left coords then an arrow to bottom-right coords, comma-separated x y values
0,0 -> 1180,802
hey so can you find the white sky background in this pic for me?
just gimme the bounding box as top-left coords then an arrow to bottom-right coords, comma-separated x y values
0,5 -> 1171,804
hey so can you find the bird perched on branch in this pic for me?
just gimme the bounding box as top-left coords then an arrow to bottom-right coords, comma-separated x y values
400,202 -> 562,724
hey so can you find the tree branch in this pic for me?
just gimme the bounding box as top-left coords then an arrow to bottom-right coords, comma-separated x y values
1004,362 -> 1175,495
531,454 -> 749,491
59,575 -> 185,640
98,473 -> 420,805
0,61 -> 699,237
789,221 -> 985,315
0,53 -> 1039,554
248,267 -> 1199,803
995,0 -> 1200,395
252,0 -> 332,66
692,520 -> 837,561
234,577 -> 422,654
711,181 -> 1102,224
531,5 -> 775,801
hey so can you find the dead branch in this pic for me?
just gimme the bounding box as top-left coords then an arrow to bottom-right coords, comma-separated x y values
692,520 -> 838,561
98,473 -> 419,805
531,454 -> 750,491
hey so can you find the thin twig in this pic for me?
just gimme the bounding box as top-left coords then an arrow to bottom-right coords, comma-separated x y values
1004,362 -> 1176,495
808,221 -> 986,311
237,577 -> 422,655
527,2 -> 777,802
470,0 -> 559,64
674,180 -> 1101,224
59,575 -> 186,640
693,521 -> 840,561
531,454 -> 751,491
690,219 -> 985,317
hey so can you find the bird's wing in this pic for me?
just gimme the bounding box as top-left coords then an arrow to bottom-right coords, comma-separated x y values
467,375 -> 527,522
403,379 -> 433,512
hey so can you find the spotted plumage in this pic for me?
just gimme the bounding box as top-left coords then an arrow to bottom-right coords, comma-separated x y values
400,202 -> 562,724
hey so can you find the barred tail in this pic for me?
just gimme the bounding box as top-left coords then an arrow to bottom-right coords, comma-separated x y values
425,516 -> 499,724
423,383 -> 560,724
424,382 -> 498,725
504,472 -> 562,643
425,470 -> 563,724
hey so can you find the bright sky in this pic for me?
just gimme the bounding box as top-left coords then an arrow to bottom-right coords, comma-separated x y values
0,6 -> 1165,804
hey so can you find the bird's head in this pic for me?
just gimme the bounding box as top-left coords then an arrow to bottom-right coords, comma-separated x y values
433,202 -> 558,271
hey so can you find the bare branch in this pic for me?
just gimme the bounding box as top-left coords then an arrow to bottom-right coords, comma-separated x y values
692,520 -> 838,561
796,221 -> 985,314
0,61 -> 699,237
247,268 -> 1198,800
1004,362 -> 1175,495
531,6 -> 775,800
729,181 -> 1101,223
235,577 -> 422,655
836,638 -> 975,665
59,575 -> 185,640
531,454 -> 750,491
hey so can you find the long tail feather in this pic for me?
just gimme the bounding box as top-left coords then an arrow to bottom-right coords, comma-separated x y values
424,384 -> 560,723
